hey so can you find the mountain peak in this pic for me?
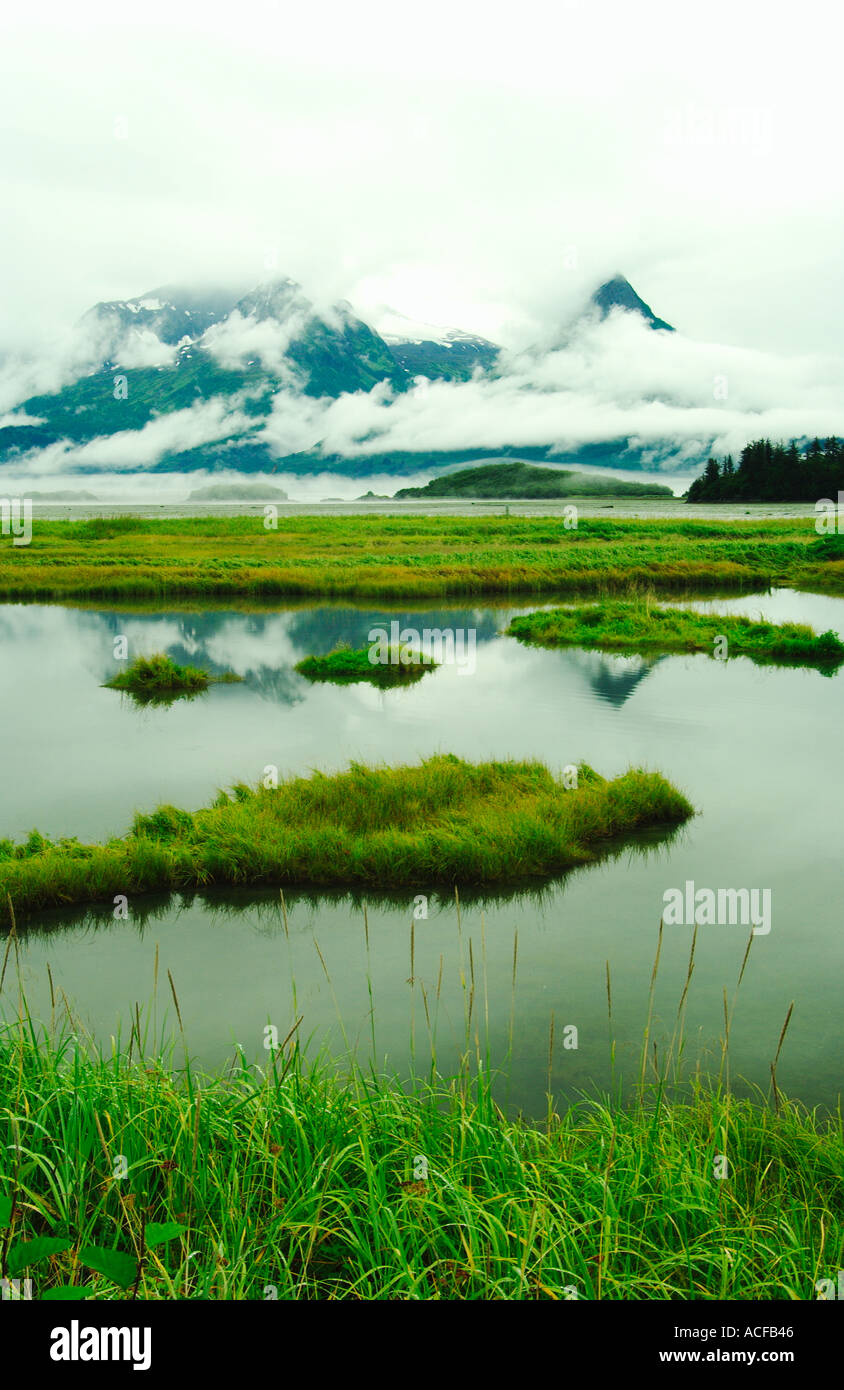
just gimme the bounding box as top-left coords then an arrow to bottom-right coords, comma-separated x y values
590,275 -> 675,332
236,278 -> 310,322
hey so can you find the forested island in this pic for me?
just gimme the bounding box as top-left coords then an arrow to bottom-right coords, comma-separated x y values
394,460 -> 673,499
686,437 -> 843,502
187,484 -> 289,501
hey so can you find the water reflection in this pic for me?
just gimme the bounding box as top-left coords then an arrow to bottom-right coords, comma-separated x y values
1,589 -> 842,1116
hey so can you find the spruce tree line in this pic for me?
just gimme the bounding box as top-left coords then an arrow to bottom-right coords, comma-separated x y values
686,437 -> 843,502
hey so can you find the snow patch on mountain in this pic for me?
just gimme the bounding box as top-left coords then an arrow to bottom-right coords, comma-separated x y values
377,308 -> 494,348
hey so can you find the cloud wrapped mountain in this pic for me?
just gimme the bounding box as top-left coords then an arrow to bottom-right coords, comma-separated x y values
1,274 -> 842,491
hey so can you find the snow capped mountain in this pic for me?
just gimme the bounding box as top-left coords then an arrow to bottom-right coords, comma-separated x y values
0,272 -> 685,478
71,273 -> 671,388
378,308 -> 492,348
79,284 -> 247,363
377,309 -> 501,380
233,278 -> 311,324
74,278 -> 404,392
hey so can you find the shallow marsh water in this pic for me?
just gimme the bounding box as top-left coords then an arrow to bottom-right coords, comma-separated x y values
1,587 -> 841,1115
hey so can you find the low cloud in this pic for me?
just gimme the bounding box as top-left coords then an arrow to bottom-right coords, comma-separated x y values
3,307 -> 843,487
201,310 -> 307,385
113,330 -> 178,370
261,312 -> 844,466
0,329 -> 102,415
11,396 -> 254,475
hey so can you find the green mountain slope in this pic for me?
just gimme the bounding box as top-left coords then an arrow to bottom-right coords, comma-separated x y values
0,275 -> 685,476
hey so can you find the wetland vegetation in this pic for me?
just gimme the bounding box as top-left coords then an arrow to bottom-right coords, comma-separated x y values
507,600 -> 844,668
295,643 -> 438,687
102,653 -> 243,703
2,515 -> 842,601
0,756 -> 693,916
0,972 -> 839,1300
1,514 -> 842,1304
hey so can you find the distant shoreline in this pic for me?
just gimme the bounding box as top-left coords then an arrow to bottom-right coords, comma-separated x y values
18,497 -> 823,521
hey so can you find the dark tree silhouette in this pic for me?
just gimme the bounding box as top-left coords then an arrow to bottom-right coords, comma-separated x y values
686,437 -> 843,503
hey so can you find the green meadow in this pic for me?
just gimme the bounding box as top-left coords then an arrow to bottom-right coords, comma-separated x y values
1,514 -> 842,600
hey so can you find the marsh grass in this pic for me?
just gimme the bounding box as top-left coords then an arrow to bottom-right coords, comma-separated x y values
507,600 -> 844,668
2,515 -> 840,600
0,756 -> 694,916
295,643 -> 438,688
103,653 -> 243,705
0,913 -> 839,1301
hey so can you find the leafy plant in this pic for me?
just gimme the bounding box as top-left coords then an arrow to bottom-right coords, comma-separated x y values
0,1186 -> 186,1299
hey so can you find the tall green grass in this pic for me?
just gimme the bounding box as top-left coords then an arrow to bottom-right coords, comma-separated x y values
1,515 -> 840,600
0,756 -> 694,916
0,923 -> 839,1301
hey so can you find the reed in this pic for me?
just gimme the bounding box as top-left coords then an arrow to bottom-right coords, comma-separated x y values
0,986 -> 838,1301
1,885 -> 840,1301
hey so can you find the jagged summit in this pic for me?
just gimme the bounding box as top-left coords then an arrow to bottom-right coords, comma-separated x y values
590,275 -> 675,332
0,269 -> 686,477
79,284 -> 246,347
235,278 -> 311,323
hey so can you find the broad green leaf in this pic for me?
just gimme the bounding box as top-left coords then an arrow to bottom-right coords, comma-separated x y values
8,1237 -> 72,1276
0,1194 -> 12,1229
77,1245 -> 138,1289
144,1221 -> 186,1249
43,1285 -> 93,1300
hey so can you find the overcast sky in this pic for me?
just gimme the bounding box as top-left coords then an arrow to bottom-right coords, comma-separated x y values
2,0 -> 842,357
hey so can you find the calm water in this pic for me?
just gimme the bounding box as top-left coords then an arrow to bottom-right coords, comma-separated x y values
1,589 -> 842,1115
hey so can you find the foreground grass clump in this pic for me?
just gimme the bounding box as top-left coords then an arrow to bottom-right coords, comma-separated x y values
296,643 -> 438,688
103,653 -> 243,703
508,601 -> 844,668
0,756 -> 693,914
0,1029 -> 839,1300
